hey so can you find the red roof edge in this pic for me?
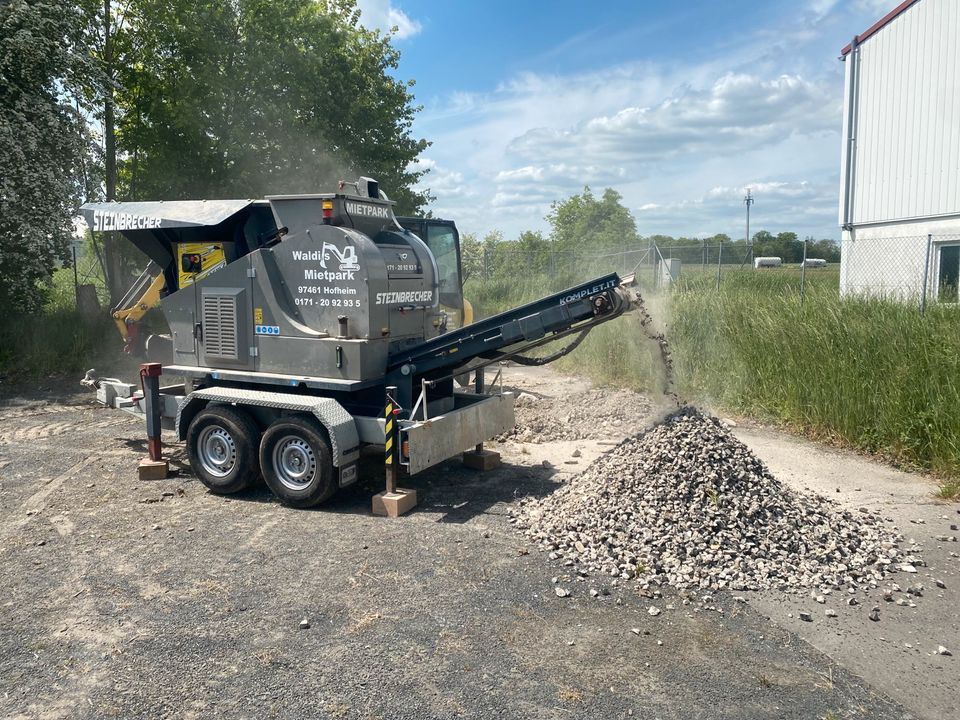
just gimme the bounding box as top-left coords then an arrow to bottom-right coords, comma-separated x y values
840,0 -> 922,56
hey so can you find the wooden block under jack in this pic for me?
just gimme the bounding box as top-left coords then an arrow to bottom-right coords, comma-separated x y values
372,488 -> 418,517
462,449 -> 501,471
138,458 -> 169,481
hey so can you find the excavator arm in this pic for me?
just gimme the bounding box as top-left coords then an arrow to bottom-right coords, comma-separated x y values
111,262 -> 165,349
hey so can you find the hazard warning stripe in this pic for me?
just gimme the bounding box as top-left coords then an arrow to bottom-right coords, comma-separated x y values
385,398 -> 395,465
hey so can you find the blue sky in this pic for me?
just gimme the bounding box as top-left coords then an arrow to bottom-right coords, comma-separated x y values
355,0 -> 897,241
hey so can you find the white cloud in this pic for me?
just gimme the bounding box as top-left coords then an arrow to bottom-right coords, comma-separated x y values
411,157 -> 467,199
809,0 -> 841,22
495,164 -> 626,191
354,0 -> 421,39
506,73 -> 838,168
855,0 -> 899,16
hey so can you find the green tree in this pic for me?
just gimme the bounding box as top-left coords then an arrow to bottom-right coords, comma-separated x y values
751,230 -> 776,257
547,187 -> 641,254
809,238 -> 841,263
776,231 -> 802,263
108,0 -> 429,206
514,230 -> 552,274
0,0 -> 90,311
648,234 -> 677,247
481,230 -> 506,279
77,0 -> 431,299
459,232 -> 482,282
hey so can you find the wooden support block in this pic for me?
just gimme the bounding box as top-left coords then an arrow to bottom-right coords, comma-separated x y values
372,488 -> 418,517
462,449 -> 501,471
138,458 -> 169,481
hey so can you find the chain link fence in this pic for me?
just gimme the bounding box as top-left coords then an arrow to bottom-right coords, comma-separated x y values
469,240 -> 833,300
63,240 -> 111,314
841,233 -> 960,312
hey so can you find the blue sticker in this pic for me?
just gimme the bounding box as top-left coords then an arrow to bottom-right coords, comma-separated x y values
255,325 -> 281,336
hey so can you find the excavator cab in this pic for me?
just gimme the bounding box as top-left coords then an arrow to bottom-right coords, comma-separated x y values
397,217 -> 473,329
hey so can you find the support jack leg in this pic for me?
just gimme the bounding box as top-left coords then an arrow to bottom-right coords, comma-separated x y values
373,385 -> 417,517
138,363 -> 169,481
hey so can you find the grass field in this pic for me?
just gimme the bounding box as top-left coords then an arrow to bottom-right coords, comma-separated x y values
0,310 -> 118,382
669,272 -> 960,484
466,263 -> 960,494
1,263 -> 117,383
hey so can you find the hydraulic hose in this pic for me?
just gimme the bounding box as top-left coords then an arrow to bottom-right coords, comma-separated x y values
511,328 -> 592,366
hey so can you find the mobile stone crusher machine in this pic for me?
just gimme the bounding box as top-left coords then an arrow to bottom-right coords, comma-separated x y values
81,178 -> 640,516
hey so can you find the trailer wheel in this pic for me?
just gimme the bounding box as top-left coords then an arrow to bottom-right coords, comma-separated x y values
186,406 -> 260,494
259,416 -> 336,508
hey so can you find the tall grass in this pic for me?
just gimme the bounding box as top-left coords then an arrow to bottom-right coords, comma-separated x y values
670,279 -> 960,476
465,270 -> 587,316
552,313 -> 664,392
0,310 -> 118,382
466,265 -> 960,482
0,264 -> 118,384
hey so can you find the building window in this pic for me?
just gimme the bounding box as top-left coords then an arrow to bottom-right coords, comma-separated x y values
938,244 -> 960,303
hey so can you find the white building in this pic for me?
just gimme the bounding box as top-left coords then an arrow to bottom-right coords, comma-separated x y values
838,0 -> 960,301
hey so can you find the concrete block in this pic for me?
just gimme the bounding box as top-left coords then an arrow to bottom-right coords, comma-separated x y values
462,449 -> 501,471
138,458 -> 169,481
372,488 -> 418,517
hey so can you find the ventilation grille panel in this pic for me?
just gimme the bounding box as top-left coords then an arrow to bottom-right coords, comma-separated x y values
202,293 -> 239,360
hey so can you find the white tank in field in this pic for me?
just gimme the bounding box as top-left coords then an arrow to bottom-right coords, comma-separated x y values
754,257 -> 782,268
800,258 -> 827,268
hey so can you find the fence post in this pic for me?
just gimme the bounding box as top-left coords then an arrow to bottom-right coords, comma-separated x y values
921,233 -> 932,315
72,244 -> 80,309
800,237 -> 808,305
716,241 -> 723,290
651,241 -> 658,288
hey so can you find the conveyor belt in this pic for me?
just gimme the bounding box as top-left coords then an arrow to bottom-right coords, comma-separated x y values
385,273 -> 634,406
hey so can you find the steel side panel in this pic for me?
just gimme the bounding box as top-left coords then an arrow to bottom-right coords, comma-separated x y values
354,416 -> 386,444
403,393 -> 515,475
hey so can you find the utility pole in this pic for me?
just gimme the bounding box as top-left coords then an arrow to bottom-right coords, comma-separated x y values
744,188 -> 754,268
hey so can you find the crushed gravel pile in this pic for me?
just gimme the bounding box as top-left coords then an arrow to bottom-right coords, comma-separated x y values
514,407 -> 919,592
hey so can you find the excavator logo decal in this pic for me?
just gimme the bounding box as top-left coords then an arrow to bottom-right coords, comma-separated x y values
320,242 -> 360,272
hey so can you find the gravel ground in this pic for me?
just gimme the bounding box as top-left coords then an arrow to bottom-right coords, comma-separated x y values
730,424 -> 960,720
0,373 -> 912,719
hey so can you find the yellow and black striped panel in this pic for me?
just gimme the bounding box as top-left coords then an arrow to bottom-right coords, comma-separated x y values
384,401 -> 394,465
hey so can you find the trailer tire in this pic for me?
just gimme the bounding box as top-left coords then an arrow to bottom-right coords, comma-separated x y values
186,406 -> 260,494
259,416 -> 336,508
